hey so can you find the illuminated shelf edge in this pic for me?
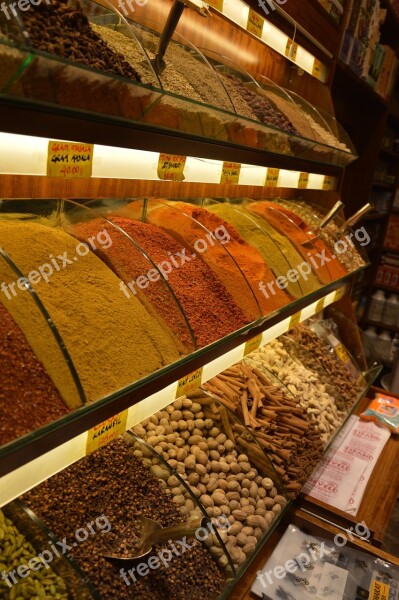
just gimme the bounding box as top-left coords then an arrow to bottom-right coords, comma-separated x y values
0,285 -> 345,507
0,133 -> 338,190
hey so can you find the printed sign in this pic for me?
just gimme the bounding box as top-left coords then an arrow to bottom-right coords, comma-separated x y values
244,334 -> 263,357
220,162 -> 241,184
335,343 -> 350,363
285,39 -> 299,61
247,9 -> 264,37
312,57 -> 323,79
157,153 -> 186,181
369,581 -> 390,600
176,367 -> 203,399
265,168 -> 280,188
47,141 -> 93,179
86,410 -> 128,455
298,172 -> 309,189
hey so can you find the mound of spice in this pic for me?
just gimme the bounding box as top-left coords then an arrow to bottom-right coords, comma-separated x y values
0,508 -> 69,600
76,214 -> 249,348
288,323 -> 364,411
146,201 -> 260,322
0,218 -> 182,406
206,203 -> 308,299
202,363 -> 324,497
19,0 -> 140,81
247,201 -> 348,284
22,438 -> 225,600
0,304 -> 70,446
173,202 -> 291,315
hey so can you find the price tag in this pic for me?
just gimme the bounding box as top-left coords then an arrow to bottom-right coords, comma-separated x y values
244,334 -> 263,357
335,343 -> 350,363
289,311 -> 301,329
298,172 -> 309,189
265,168 -> 280,188
285,39 -> 299,61
316,297 -> 325,313
247,9 -> 264,38
334,287 -> 346,302
157,153 -> 186,181
176,367 -> 203,399
323,175 -> 335,191
47,141 -> 93,179
220,162 -> 241,184
312,58 -> 323,79
206,0 -> 223,9
86,410 -> 128,455
369,580 -> 390,600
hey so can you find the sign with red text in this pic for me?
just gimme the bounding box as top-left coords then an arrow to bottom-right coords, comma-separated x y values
47,141 -> 93,178
157,153 -> 186,181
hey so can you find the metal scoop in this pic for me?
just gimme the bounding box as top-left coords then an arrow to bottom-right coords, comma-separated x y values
300,200 -> 344,245
337,203 -> 374,234
103,516 -> 208,567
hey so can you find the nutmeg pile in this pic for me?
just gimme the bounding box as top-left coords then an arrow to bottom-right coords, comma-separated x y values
132,393 -> 286,571
202,364 -> 324,497
21,0 -> 141,81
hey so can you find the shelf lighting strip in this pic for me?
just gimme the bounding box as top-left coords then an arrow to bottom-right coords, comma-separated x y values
206,0 -> 329,82
0,133 -> 337,190
0,286 -> 345,507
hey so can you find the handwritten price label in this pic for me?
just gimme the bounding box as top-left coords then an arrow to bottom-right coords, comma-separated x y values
244,334 -> 263,357
298,172 -> 309,189
335,343 -> 350,363
323,175 -> 335,191
316,297 -> 325,314
207,0 -> 223,10
47,141 -> 93,178
312,58 -> 323,79
285,39 -> 298,61
176,368 -> 203,399
86,410 -> 128,455
289,311 -> 302,329
157,153 -> 186,181
265,168 -> 280,188
220,162 -> 241,184
247,9 -> 264,37
334,287 -> 346,302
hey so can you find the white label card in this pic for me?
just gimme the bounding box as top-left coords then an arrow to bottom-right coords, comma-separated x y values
317,563 -> 348,600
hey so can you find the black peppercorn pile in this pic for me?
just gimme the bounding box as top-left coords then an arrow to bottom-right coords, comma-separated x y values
22,438 -> 224,600
21,0 -> 141,81
224,76 -> 298,135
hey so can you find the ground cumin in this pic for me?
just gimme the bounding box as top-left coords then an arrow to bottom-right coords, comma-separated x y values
146,201 -> 261,322
0,219 -> 182,406
74,215 -> 249,348
172,202 -> 292,315
0,303 -> 69,446
247,202 -> 346,284
205,203 -> 306,299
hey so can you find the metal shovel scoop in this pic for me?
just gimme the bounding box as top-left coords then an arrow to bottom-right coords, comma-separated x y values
337,203 -> 374,234
300,200 -> 344,245
103,516 -> 208,567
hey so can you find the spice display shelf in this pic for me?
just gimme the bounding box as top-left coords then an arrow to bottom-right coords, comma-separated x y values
0,280 -> 357,508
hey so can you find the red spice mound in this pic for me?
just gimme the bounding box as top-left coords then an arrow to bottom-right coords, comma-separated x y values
174,202 -> 292,315
72,217 -> 249,348
248,202 -> 347,284
0,304 -> 69,446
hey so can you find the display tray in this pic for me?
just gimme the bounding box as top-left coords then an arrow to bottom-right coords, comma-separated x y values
227,506 -> 399,599
297,389 -> 399,546
0,37 -> 357,169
